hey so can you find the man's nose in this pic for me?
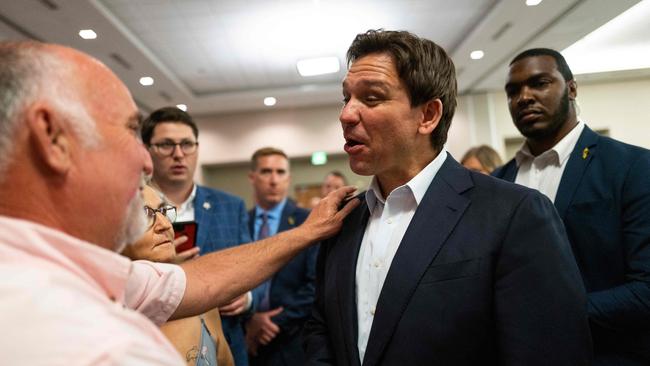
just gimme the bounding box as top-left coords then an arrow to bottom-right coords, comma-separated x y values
171,144 -> 185,158
340,100 -> 360,126
141,143 -> 153,175
516,86 -> 535,106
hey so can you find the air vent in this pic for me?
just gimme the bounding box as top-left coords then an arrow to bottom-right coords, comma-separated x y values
38,0 -> 59,10
159,91 -> 173,102
109,53 -> 132,70
492,22 -> 512,41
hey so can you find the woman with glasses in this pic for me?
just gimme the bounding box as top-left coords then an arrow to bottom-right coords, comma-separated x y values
122,185 -> 234,366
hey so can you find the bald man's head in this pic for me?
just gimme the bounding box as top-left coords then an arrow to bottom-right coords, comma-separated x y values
0,41 -> 152,251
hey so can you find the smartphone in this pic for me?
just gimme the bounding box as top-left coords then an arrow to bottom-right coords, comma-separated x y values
173,221 -> 198,253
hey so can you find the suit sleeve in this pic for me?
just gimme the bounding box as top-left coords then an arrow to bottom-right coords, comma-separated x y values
273,244 -> 318,327
588,152 -> 650,330
495,191 -> 593,365
303,241 -> 336,365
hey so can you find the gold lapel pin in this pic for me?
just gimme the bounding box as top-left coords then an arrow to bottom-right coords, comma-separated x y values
203,202 -> 211,210
582,147 -> 589,160
288,216 -> 295,226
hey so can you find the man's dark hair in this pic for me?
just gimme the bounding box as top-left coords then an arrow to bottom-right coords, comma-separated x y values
141,106 -> 198,145
346,29 -> 457,151
251,147 -> 288,171
510,48 -> 574,82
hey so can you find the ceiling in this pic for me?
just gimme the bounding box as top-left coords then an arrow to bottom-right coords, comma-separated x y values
0,0 -> 644,116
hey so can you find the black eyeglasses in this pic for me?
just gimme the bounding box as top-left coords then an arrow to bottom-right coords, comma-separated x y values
144,205 -> 177,228
149,141 -> 199,156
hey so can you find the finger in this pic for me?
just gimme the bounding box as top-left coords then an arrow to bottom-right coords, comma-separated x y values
175,247 -> 200,262
335,197 -> 360,219
219,303 -> 236,312
173,235 -> 188,248
220,306 -> 243,316
330,185 -> 357,199
268,306 -> 284,316
266,322 -> 280,334
260,334 -> 272,345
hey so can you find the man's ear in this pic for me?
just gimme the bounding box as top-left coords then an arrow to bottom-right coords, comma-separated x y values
26,102 -> 72,175
248,171 -> 256,185
568,79 -> 578,100
418,98 -> 443,135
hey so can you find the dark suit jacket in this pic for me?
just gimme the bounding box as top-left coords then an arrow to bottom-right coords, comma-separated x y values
304,156 -> 592,366
194,185 -> 252,366
248,200 -> 316,366
493,126 -> 650,365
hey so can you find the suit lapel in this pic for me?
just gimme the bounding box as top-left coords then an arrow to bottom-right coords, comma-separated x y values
554,126 -> 599,219
501,159 -> 518,182
247,209 -> 255,239
278,200 -> 298,232
361,157 -> 472,366
193,186 -> 209,245
335,199 -> 370,366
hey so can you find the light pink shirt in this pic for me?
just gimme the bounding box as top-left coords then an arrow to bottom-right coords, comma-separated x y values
0,216 -> 186,365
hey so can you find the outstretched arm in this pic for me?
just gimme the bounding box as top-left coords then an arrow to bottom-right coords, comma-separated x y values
171,187 -> 359,320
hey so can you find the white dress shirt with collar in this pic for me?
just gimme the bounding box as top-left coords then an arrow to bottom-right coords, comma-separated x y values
355,149 -> 447,362
515,120 -> 585,202
175,184 -> 197,222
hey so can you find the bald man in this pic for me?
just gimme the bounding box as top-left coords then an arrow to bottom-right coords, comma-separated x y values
0,41 -> 357,365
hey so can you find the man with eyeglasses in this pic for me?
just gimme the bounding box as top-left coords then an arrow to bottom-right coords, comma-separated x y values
142,106 -> 255,366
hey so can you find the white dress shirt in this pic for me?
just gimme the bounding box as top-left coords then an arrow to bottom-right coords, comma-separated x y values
515,121 -> 585,202
355,149 -> 447,362
175,184 -> 197,222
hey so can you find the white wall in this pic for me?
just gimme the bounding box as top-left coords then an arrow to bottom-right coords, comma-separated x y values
194,105 -> 344,183
192,76 -> 650,184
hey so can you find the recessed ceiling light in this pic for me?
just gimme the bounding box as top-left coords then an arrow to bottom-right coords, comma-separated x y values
264,97 -> 277,106
78,29 -> 97,40
297,56 -> 340,77
526,0 -> 543,6
139,77 -> 154,86
470,50 -> 485,60
176,104 -> 187,111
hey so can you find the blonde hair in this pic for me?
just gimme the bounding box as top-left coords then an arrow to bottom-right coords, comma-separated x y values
461,145 -> 503,174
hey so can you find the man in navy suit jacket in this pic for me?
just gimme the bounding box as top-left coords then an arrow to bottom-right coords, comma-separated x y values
494,48 -> 650,365
143,107 -> 253,366
303,30 -> 592,366
245,147 -> 315,366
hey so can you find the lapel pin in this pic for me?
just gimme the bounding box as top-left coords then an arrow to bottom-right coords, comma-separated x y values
582,147 -> 589,160
288,216 -> 295,226
203,202 -> 211,210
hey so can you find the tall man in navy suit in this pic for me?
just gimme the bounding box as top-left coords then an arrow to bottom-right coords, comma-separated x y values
245,147 -> 314,365
303,30 -> 593,365
494,48 -> 650,365
143,107 -> 253,366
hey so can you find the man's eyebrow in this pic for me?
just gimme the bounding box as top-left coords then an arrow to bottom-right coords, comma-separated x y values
127,112 -> 143,127
342,79 -> 390,89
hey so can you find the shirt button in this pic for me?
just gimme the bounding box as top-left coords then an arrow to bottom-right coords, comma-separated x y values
373,260 -> 381,268
387,218 -> 393,224
370,307 -> 376,316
